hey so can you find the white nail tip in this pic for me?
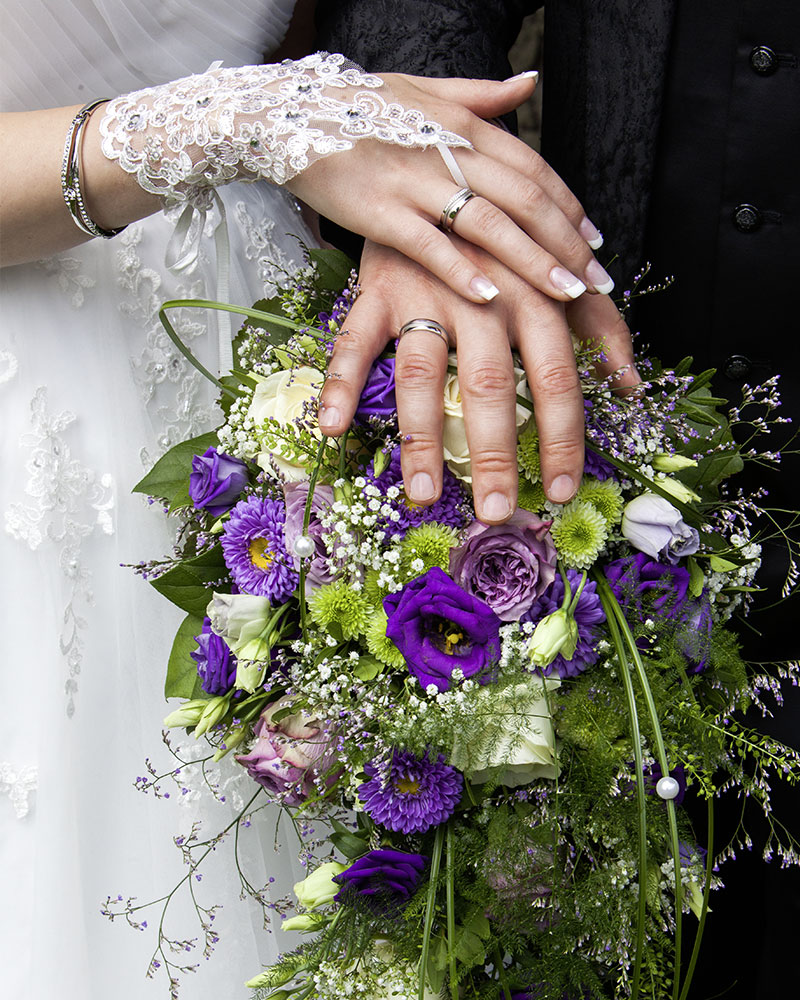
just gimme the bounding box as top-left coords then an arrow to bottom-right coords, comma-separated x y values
505,70 -> 539,82
593,277 -> 615,295
564,279 -> 587,299
478,283 -> 500,301
587,234 -> 604,250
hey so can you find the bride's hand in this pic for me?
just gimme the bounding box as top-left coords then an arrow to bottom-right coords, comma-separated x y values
287,72 -> 614,305
319,239 -> 638,524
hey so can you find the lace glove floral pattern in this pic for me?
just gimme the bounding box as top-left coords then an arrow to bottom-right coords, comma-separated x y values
100,51 -> 471,205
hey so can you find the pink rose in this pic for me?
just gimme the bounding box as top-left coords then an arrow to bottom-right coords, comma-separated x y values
236,697 -> 337,805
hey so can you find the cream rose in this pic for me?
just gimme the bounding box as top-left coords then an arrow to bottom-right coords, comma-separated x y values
247,365 -> 323,481
450,679 -> 560,786
442,357 -> 532,483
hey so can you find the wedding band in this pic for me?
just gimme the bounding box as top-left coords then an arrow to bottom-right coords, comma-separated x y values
396,319 -> 451,347
440,187 -> 476,231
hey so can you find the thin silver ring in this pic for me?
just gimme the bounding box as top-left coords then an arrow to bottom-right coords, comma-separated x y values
440,187 -> 476,231
396,318 -> 451,348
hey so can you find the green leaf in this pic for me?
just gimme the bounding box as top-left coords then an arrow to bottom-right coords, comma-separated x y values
453,925 -> 486,966
150,545 -> 228,615
165,613 -> 207,699
246,296 -> 295,347
687,557 -> 705,599
132,431 -> 219,502
464,910 -> 491,940
329,830 -> 368,859
309,247 -> 355,291
353,656 -> 383,681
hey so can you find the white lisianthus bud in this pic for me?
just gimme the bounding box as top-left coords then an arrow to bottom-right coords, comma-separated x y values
207,592 -> 272,657
528,608 -> 579,667
293,861 -> 347,910
282,913 -> 325,932
654,476 -> 701,504
163,699 -> 208,729
651,453 -> 698,473
621,493 -> 700,563
193,694 -> 230,737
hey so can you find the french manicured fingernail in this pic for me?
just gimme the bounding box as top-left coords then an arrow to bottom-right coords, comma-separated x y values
585,258 -> 615,295
470,275 -> 500,301
504,70 -> 539,83
318,404 -> 341,430
550,267 -> 586,299
409,472 -> 436,503
579,217 -> 604,249
481,492 -> 511,522
548,475 -> 576,504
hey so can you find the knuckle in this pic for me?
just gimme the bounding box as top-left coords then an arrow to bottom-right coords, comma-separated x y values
461,197 -> 505,240
539,435 -> 583,469
534,358 -> 582,398
396,349 -> 444,385
459,359 -> 516,399
470,446 -> 517,475
399,431 -> 440,458
518,181 -> 547,217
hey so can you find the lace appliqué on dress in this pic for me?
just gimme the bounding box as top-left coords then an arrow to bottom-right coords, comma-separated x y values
100,51 -> 471,202
0,763 -> 38,819
36,255 -> 96,308
235,199 -> 302,296
4,388 -> 115,717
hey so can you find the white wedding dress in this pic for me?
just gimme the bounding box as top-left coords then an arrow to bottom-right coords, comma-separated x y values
0,3 -> 317,997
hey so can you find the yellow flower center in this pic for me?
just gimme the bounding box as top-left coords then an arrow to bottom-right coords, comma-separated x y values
394,777 -> 421,795
248,536 -> 274,571
437,619 -> 464,655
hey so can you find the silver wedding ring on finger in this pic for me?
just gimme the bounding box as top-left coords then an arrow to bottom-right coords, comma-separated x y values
440,187 -> 475,231
396,318 -> 451,348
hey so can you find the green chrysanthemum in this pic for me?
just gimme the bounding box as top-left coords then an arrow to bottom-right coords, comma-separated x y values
308,581 -> 370,640
577,476 -> 624,526
400,523 -> 460,577
364,568 -> 396,609
517,477 -> 547,513
551,500 -> 609,570
365,608 -> 406,668
517,419 -> 541,482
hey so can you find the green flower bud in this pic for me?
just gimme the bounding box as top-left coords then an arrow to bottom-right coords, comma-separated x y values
193,695 -> 230,737
293,861 -> 346,910
282,913 -> 325,932
652,453 -> 698,473
163,699 -> 209,729
528,607 -> 579,668
653,476 -> 701,504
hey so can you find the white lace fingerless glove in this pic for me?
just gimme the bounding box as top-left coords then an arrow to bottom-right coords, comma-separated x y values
100,51 -> 471,206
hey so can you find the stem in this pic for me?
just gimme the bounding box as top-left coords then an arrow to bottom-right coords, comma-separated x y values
299,436 -> 328,642
446,823 -> 458,1000
419,825 -> 444,1000
678,797 -> 715,1000
494,945 -> 512,1000
595,579 -> 648,999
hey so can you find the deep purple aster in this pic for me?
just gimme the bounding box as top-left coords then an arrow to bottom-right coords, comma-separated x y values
333,849 -> 427,911
221,496 -> 298,601
191,617 -> 237,695
384,567 -> 502,692
605,552 -> 691,619
367,445 -> 469,539
355,356 -> 397,421
522,570 -> 606,678
360,750 -> 463,834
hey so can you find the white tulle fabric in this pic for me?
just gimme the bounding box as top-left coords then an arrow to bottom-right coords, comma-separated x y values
0,2 -> 321,998
101,52 -> 470,199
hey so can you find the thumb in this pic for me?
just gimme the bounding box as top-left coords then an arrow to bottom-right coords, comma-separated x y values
410,72 -> 538,119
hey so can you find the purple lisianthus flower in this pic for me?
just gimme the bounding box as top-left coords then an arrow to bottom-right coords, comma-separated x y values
522,570 -> 606,678
605,552 -> 691,619
360,749 -> 462,834
221,496 -> 298,601
367,445 -> 469,539
191,617 -> 237,695
189,446 -> 248,517
450,510 -> 557,622
333,849 -> 427,911
355,356 -> 396,421
283,482 -> 335,592
384,566 -> 502,692
679,840 -> 708,867
675,594 -> 712,673
622,493 -> 700,564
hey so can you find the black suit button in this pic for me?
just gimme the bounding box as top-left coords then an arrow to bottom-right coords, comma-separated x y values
722,355 -> 753,380
732,204 -> 762,232
750,45 -> 778,75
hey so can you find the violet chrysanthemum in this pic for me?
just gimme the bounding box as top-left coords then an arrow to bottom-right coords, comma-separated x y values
221,496 -> 298,601
360,750 -> 463,834
522,570 -> 605,678
367,446 -> 469,539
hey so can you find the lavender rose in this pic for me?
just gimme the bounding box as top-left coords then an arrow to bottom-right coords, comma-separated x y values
384,566 -> 502,692
189,446 -> 248,517
283,481 -> 335,591
621,493 -> 700,564
449,510 -> 557,621
355,356 -> 396,421
191,617 -> 237,695
236,696 -> 336,805
333,849 -> 427,911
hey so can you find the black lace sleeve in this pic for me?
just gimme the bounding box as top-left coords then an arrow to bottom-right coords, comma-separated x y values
315,0 -> 538,82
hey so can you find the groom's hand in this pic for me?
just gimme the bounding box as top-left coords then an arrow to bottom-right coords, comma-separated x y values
318,239 -> 637,525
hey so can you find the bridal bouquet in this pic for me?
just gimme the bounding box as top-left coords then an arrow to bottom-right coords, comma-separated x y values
126,250 -> 798,1000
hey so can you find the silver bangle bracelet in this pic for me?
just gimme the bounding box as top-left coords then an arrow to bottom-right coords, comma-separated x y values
60,99 -> 127,240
